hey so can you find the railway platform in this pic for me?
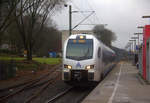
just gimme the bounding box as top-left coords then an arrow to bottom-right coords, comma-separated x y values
82,61 -> 150,103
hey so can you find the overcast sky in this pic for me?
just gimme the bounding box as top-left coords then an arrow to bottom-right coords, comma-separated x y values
52,0 -> 150,48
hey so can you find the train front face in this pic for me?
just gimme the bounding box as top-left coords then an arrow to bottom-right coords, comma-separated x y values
62,35 -> 96,85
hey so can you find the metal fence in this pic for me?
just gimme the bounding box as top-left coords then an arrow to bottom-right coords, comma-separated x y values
0,60 -> 16,80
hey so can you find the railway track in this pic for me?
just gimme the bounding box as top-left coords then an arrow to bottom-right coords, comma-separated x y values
45,87 -> 73,103
24,72 -> 61,103
44,86 -> 94,103
0,64 -> 61,92
0,64 -> 62,102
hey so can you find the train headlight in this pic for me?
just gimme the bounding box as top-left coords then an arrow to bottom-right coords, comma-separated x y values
85,65 -> 94,70
64,64 -> 72,69
80,35 -> 84,39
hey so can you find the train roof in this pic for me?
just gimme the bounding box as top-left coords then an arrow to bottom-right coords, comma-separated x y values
68,34 -> 94,39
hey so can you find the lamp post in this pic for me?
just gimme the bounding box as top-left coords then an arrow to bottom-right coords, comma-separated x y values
129,40 -> 133,52
129,39 -> 136,52
125,42 -> 131,51
127,42 -> 132,52
129,42 -> 132,52
134,33 -> 143,46
137,26 -> 144,45
131,36 -> 138,44
131,36 -> 138,51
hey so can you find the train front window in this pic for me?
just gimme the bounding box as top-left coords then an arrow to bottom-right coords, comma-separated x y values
66,39 -> 93,61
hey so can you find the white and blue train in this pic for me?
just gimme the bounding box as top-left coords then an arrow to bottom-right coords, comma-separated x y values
62,34 -> 116,86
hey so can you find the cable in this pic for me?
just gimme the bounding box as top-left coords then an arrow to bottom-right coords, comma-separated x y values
86,0 -> 102,24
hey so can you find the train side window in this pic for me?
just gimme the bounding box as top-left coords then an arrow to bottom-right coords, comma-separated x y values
98,47 -> 101,58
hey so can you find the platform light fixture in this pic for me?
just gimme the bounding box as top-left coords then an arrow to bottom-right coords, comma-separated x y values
137,26 -> 144,29
142,16 -> 150,18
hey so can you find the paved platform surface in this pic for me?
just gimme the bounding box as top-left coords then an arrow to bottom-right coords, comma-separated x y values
82,61 -> 150,103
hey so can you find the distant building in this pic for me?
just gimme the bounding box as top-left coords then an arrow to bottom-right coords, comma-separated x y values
0,43 -> 9,49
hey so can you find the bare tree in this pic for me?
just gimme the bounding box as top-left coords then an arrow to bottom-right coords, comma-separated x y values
93,24 -> 117,47
0,0 -> 29,35
0,0 -> 38,45
4,16 -> 61,56
4,21 -> 23,53
33,25 -> 61,57
13,0 -> 66,60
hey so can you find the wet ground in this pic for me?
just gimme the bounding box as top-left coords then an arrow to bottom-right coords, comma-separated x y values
82,61 -> 150,103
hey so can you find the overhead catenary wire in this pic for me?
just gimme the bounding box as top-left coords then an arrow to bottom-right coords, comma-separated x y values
72,2 -> 94,25
56,0 -> 104,30
86,0 -> 102,24
72,0 -> 103,26
72,11 -> 95,30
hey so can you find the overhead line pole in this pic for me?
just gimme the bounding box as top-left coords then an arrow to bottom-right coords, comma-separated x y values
69,5 -> 72,36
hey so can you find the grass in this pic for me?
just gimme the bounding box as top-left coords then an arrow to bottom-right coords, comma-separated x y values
33,58 -> 61,65
16,62 -> 38,71
0,56 -> 61,65
0,56 -> 25,61
0,56 -> 61,71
